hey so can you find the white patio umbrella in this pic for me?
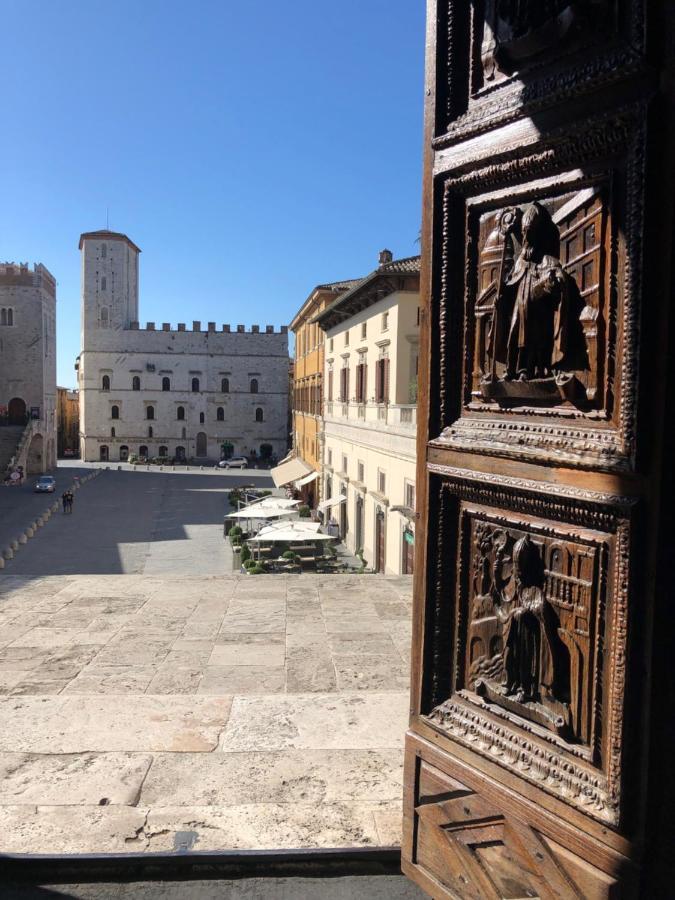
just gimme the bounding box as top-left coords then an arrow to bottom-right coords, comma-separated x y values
226,506 -> 298,520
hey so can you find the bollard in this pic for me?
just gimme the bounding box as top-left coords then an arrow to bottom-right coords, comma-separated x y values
26,526 -> 34,538
52,502 -> 59,512
36,517 -> 44,527
18,533 -> 27,545
0,557 -> 4,569
3,547 -> 14,560
10,539 -> 19,551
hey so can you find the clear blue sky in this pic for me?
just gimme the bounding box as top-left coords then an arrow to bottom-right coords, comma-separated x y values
0,1 -> 426,388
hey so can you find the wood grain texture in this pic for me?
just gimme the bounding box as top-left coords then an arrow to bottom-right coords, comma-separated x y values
404,0 -> 675,895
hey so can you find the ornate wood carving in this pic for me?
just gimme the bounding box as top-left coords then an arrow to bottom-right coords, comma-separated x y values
406,0 -> 674,894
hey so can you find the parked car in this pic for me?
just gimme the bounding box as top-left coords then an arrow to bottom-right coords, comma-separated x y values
217,456 -> 248,469
34,475 -> 56,493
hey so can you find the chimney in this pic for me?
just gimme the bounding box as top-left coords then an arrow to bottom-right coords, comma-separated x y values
378,248 -> 393,267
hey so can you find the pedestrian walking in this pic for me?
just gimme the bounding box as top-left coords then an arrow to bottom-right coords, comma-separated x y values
62,489 -> 74,513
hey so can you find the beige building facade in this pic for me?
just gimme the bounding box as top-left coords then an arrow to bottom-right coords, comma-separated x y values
316,252 -> 420,575
77,231 -> 289,464
289,278 -> 358,506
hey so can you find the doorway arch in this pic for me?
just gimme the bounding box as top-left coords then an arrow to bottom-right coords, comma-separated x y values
119,445 -> 129,461
8,397 -> 26,425
26,432 -> 44,474
196,432 -> 207,457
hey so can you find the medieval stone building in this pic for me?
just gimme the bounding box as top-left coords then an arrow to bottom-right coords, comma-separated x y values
0,262 -> 57,473
77,231 -> 288,463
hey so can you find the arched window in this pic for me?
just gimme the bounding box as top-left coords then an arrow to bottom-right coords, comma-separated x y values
181,427 -> 186,439
139,445 -> 148,458
250,378 -> 259,394
217,407 -> 224,421
255,407 -> 264,422
101,243 -> 107,259
8,308 -> 13,326
102,375 -> 110,391
132,376 -> 141,391
159,445 -> 168,457
146,406 -> 155,420
199,412 -> 205,424
162,377 -> 170,391
119,445 -> 129,461
110,427 -> 115,438
0,309 -> 6,326
221,377 -> 229,393
101,276 -> 107,292
177,406 -> 185,420
148,426 -> 153,438
111,405 -> 119,420
192,378 -> 200,392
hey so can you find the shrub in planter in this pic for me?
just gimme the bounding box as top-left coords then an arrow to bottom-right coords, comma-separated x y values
242,558 -> 256,569
298,505 -> 311,518
249,564 -> 265,575
229,526 -> 243,537
281,550 -> 295,560
240,544 -> 251,563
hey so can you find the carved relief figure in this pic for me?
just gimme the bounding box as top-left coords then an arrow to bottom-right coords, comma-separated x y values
500,535 -> 570,717
477,199 -> 590,404
465,522 -> 598,742
481,1 -> 608,81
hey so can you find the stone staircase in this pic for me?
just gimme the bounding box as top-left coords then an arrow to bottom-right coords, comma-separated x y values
0,425 -> 24,474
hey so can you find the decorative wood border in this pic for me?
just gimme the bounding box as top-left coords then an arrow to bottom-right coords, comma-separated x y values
432,106 -> 646,472
433,1 -> 648,145
421,469 -> 632,827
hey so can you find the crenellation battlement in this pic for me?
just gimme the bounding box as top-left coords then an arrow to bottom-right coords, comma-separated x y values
0,262 -> 56,296
125,322 -> 288,335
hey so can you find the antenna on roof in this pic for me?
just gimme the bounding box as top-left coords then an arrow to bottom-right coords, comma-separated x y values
106,207 -> 109,230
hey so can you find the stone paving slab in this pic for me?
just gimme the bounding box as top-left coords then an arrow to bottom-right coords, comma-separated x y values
0,574 -> 413,854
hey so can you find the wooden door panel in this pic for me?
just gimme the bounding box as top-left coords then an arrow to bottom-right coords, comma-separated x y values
406,0 -> 675,895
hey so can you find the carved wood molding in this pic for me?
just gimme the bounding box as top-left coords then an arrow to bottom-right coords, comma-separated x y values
426,698 -> 616,823
433,109 -> 646,472
421,474 -> 631,828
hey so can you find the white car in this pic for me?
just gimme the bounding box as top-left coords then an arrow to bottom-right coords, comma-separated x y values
218,456 -> 248,469
34,475 -> 56,493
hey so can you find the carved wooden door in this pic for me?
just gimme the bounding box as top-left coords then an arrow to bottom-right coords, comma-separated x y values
404,3 -> 675,897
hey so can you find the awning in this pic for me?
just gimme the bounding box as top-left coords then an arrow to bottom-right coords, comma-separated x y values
295,470 -> 319,488
248,521 -> 334,543
226,507 -> 298,520
270,457 -> 313,487
317,495 -> 347,512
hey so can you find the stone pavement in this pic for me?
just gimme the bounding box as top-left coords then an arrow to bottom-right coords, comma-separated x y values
0,573 -> 412,854
5,469 -> 241,576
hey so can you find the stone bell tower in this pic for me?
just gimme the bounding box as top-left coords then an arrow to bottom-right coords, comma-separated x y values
80,230 -> 140,345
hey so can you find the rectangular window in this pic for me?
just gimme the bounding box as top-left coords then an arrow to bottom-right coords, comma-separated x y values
378,470 -> 386,494
328,449 -> 333,466
361,322 -> 367,339
375,357 -> 390,403
416,306 -> 421,326
358,461 -> 365,483
327,370 -> 334,402
329,338 -> 334,351
342,455 -> 348,474
381,312 -> 389,331
405,481 -> 416,510
344,330 -> 350,346
355,359 -> 367,403
340,366 -> 349,402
